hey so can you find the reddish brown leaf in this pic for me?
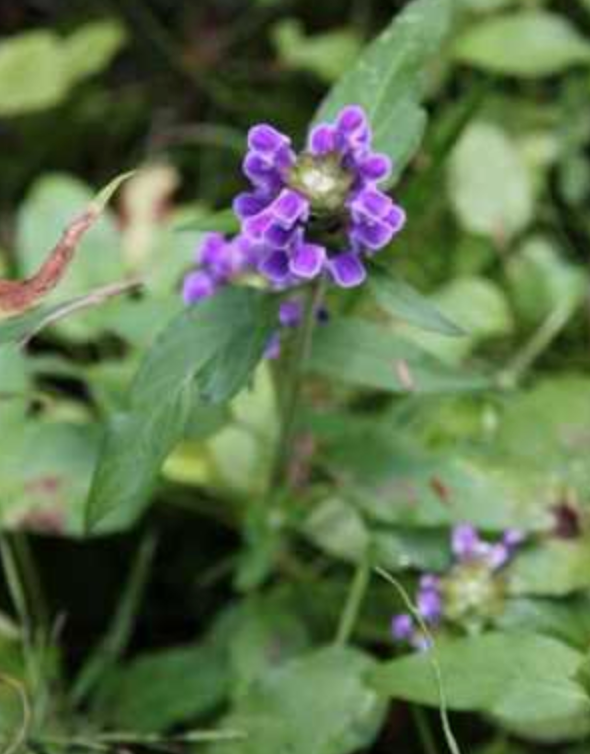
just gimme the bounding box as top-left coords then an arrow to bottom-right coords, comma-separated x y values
0,171 -> 133,316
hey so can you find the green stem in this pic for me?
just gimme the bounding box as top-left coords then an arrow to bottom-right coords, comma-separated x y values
335,557 -> 370,646
499,304 -> 571,388
271,279 -> 324,489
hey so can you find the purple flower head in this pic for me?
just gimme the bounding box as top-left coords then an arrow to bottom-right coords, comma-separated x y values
235,104 -> 405,291
183,232 -> 253,304
452,523 -> 524,571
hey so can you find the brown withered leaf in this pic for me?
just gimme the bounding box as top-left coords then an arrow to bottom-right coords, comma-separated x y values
0,171 -> 134,317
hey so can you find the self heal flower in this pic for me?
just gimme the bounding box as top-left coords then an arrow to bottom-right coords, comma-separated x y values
391,524 -> 524,651
234,104 -> 405,291
182,232 -> 254,304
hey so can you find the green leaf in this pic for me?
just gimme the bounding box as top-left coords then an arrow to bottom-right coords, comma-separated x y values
309,318 -> 487,394
271,20 -> 362,83
314,0 -> 454,177
507,235 -> 588,326
0,31 -> 66,116
96,643 -> 230,732
0,420 -> 99,536
454,11 -> 590,78
62,20 -> 127,85
86,288 -> 277,531
369,270 -> 464,337
371,632 -> 590,742
208,647 -> 385,754
448,121 -> 533,241
0,23 -> 126,116
509,539 -> 590,597
175,208 -> 240,234
402,276 -> 513,364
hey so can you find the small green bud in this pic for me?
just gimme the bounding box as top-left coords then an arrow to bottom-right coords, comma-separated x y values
288,153 -> 354,214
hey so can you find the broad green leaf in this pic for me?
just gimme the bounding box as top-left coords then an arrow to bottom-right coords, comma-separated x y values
62,20 -> 127,84
0,23 -> 126,117
86,288 -> 277,531
371,632 -> 590,741
207,647 -> 385,754
314,0 -> 454,177
96,643 -> 230,732
454,11 -> 590,78
272,20 -> 362,83
499,595 -> 590,649
369,270 -> 464,337
509,539 -> 590,597
0,420 -> 98,536
448,122 -> 533,241
493,376 -> 590,494
403,276 -> 513,364
507,236 -> 588,325
0,32 -> 66,115
309,318 -> 487,394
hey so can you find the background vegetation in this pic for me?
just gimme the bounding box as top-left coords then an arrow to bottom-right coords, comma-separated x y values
1,0 -> 590,752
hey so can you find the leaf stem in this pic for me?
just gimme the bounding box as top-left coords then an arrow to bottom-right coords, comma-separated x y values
335,557 -> 370,646
499,303 -> 571,388
271,279 -> 325,489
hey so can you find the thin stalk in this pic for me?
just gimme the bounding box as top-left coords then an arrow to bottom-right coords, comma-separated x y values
499,304 -> 571,388
334,557 -> 371,646
271,279 -> 325,489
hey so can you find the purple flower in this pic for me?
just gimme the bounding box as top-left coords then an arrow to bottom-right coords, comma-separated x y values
183,105 -> 406,309
391,613 -> 414,641
391,525 -> 524,651
182,232 -> 253,304
235,104 -> 405,290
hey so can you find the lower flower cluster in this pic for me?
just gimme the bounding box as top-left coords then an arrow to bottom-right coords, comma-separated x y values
391,524 -> 524,651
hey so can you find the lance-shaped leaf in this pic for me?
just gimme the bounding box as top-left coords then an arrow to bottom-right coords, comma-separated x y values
0,172 -> 133,317
86,287 -> 277,532
313,0 -> 454,178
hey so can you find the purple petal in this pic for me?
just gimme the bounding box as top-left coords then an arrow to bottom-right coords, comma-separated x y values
233,191 -> 270,219
452,524 -> 481,561
350,188 -> 393,220
417,588 -> 442,624
182,271 -> 216,304
387,204 -> 407,234
419,574 -> 440,591
358,153 -> 392,182
328,252 -> 366,288
350,218 -> 395,250
308,124 -> 337,155
391,614 -> 414,641
486,544 -> 510,571
259,249 -> 291,283
264,223 -> 295,248
243,211 -> 273,240
270,189 -> 309,229
248,124 -> 290,153
289,242 -> 326,279
279,299 -> 303,328
198,233 -> 226,266
336,105 -> 368,135
503,529 -> 525,549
